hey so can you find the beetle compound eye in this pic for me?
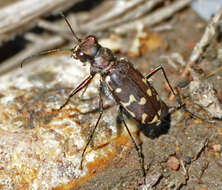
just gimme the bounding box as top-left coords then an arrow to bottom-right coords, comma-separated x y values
77,50 -> 84,57
78,51 -> 84,57
76,49 -> 87,62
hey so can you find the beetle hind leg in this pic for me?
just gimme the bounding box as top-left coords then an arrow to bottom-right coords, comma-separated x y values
145,66 -> 210,122
145,65 -> 183,107
118,106 -> 146,185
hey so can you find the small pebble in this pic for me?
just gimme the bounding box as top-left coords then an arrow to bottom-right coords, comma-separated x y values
184,156 -> 191,164
212,144 -> 222,153
167,156 -> 180,171
197,186 -> 208,190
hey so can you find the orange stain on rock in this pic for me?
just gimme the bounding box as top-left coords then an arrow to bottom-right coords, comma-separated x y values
54,134 -> 132,190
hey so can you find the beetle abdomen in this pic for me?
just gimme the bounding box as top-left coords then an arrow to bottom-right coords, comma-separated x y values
105,59 -> 168,124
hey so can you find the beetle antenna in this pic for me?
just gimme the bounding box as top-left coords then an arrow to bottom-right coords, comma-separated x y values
60,13 -> 81,43
20,49 -> 73,67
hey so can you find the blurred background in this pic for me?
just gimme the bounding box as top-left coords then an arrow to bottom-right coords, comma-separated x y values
0,0 -> 222,189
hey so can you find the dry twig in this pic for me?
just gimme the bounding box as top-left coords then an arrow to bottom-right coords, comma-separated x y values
0,34 -> 66,75
0,0 -> 82,44
182,7 -> 222,79
113,0 -> 193,34
81,0 -> 163,33
192,138 -> 208,162
37,19 -> 73,40
83,0 -> 145,26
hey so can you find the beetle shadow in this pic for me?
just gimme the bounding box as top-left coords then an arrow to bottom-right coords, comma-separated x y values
139,114 -> 171,139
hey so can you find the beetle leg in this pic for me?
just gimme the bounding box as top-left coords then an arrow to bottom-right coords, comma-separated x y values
145,65 -> 183,107
79,81 -> 90,98
59,74 -> 95,110
80,79 -> 104,169
119,106 -> 146,185
146,66 -> 209,122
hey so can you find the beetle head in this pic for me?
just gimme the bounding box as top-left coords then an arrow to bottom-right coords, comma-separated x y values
72,35 -> 100,63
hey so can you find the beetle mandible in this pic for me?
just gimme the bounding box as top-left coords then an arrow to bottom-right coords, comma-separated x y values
21,14 -> 184,185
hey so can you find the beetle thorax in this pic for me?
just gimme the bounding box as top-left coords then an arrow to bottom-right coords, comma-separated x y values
91,47 -> 115,74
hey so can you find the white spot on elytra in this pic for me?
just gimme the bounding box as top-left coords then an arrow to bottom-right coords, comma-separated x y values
147,88 -> 152,96
121,94 -> 136,107
156,95 -> 160,101
138,97 -> 146,105
158,109 -> 161,116
125,108 -> 136,117
150,115 -> 158,124
142,113 -> 147,123
142,78 -> 147,84
115,88 -> 122,93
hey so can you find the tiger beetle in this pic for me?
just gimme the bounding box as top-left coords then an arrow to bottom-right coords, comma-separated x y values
21,14 -> 187,185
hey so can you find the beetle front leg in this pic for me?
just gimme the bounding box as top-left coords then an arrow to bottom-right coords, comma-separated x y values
118,106 -> 146,185
80,79 -> 104,169
145,65 -> 183,107
59,74 -> 95,110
